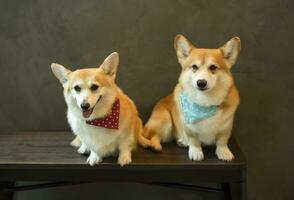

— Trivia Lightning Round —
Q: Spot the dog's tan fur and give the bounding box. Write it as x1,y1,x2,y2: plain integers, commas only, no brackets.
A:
143,35,240,161
52,52,149,166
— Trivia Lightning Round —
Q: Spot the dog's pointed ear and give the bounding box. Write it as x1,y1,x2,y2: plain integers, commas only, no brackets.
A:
174,34,195,64
51,63,71,85
220,37,241,67
101,52,119,79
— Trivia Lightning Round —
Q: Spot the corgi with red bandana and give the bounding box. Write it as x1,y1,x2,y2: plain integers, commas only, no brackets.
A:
143,35,241,161
51,52,150,166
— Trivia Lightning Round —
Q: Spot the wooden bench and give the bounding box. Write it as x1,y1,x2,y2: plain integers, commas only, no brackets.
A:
0,131,246,200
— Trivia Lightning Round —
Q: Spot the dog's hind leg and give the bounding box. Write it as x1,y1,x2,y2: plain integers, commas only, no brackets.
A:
70,136,82,147
143,107,173,152
150,135,163,152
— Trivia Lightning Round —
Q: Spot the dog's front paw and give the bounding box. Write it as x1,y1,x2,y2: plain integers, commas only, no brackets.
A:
188,146,204,161
86,154,102,166
216,146,234,161
118,153,132,167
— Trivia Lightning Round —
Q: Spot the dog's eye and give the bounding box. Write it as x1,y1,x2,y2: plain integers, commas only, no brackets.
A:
90,84,99,91
209,65,218,71
74,85,81,92
191,64,198,71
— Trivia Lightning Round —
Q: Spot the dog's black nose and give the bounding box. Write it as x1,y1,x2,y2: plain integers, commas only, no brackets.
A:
197,79,207,89
81,102,90,111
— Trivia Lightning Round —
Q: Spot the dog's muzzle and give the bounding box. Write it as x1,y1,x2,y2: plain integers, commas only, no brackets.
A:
197,79,208,91
80,96,102,118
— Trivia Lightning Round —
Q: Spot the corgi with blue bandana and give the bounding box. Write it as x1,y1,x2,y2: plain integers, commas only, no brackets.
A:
51,52,150,166
143,35,240,161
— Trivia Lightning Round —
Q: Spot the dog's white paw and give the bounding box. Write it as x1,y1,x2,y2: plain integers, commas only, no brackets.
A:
188,146,204,161
86,154,102,166
216,146,234,161
77,144,89,154
118,153,132,167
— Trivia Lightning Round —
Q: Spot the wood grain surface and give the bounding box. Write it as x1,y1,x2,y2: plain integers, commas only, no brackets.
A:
0,132,246,182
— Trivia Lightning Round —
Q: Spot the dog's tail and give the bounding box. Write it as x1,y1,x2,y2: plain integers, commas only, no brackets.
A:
136,118,152,148
137,131,152,148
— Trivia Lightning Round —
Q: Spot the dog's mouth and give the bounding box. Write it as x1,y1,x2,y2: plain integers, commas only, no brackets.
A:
82,95,102,118
82,108,93,118
198,87,208,91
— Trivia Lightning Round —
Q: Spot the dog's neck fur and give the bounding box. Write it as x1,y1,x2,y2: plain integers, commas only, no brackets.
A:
178,67,234,107
179,80,233,108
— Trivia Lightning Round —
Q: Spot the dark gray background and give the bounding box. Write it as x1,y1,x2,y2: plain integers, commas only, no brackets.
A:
0,0,293,199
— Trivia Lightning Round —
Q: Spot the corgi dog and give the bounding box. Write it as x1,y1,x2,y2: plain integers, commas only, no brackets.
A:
143,35,241,161
51,52,150,166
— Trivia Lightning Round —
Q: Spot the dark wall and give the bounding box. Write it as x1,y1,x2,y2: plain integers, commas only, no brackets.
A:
0,0,293,199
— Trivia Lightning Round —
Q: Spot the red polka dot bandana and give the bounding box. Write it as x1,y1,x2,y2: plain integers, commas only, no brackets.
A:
86,99,120,129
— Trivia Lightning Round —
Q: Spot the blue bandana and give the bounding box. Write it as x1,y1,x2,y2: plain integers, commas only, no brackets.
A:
179,90,217,124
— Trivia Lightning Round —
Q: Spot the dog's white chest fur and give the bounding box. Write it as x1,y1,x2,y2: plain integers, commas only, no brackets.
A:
184,108,232,145
67,108,119,156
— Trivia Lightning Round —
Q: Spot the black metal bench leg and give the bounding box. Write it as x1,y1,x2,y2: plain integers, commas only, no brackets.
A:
0,182,14,200
225,181,246,200
221,183,232,200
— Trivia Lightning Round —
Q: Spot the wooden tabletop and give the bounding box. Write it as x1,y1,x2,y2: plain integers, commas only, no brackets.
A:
0,132,246,182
